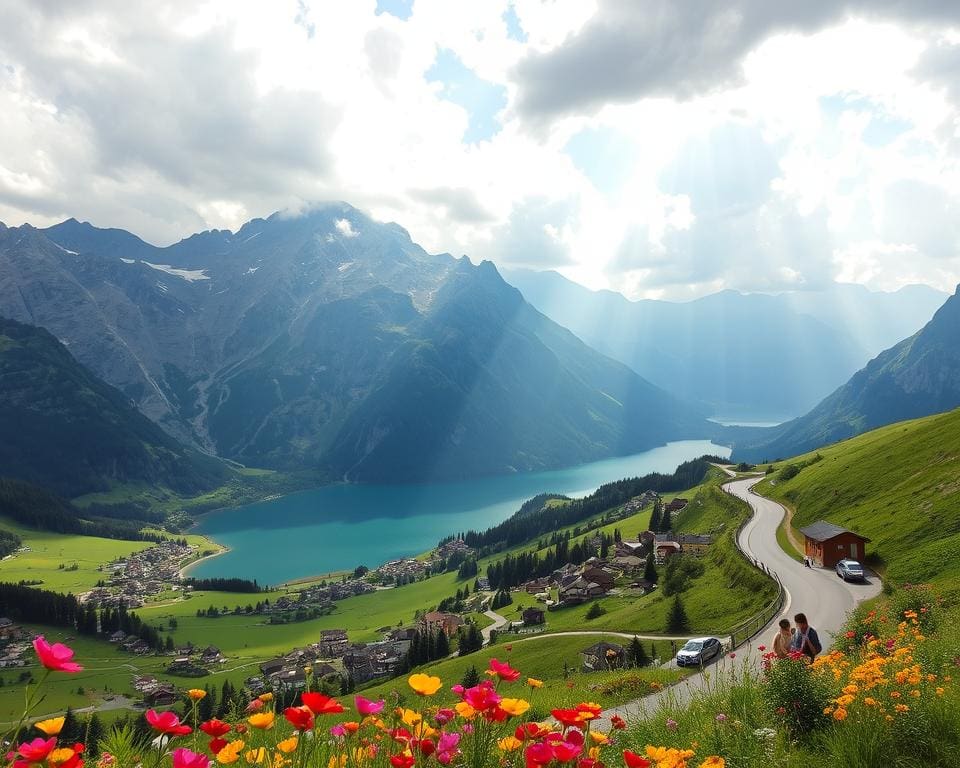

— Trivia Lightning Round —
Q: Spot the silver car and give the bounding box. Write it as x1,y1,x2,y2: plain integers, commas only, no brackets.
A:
675,636,722,667
835,558,865,582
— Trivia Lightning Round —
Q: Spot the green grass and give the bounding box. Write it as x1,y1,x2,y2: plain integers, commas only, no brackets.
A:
0,518,222,594
756,407,960,595
353,633,683,715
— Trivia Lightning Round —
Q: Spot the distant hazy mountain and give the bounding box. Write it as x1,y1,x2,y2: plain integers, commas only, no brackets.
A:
0,207,712,483
502,269,947,422
730,285,960,462
0,316,226,497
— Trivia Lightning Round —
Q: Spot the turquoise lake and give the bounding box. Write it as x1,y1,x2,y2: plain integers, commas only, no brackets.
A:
189,440,729,585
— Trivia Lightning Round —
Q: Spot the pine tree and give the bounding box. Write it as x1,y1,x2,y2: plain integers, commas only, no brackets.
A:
644,553,658,583
666,594,690,633
649,501,662,533
628,636,650,668
461,665,480,688
86,713,105,757
436,629,450,658
661,508,672,532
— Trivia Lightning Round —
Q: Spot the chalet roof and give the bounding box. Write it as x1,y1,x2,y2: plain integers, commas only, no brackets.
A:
581,641,624,656
799,520,871,543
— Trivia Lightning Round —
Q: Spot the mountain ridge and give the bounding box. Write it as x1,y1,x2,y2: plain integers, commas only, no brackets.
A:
0,204,714,484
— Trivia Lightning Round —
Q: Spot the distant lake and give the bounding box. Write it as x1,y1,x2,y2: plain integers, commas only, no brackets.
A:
189,440,729,585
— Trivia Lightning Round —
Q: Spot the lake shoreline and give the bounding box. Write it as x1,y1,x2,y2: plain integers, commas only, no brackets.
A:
187,440,731,585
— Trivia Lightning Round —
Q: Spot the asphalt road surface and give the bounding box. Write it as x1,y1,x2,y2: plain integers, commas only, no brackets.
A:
601,475,881,725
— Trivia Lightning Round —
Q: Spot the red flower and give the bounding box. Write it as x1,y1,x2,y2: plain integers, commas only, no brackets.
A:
757,645,766,651
208,738,228,755
575,703,602,718
551,709,588,728
525,742,555,768
284,706,315,731
553,741,583,763
390,754,415,768
33,636,83,673
623,750,652,768
17,737,57,762
199,719,231,738
515,723,552,741
845,631,856,639
487,658,522,682
301,692,345,715
729,652,736,659
418,739,436,757
610,715,627,730
145,709,192,735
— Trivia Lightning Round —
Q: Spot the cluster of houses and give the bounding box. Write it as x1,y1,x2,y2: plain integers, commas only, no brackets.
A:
295,578,376,607
373,558,430,584
0,618,30,668
133,675,178,706
80,539,195,609
249,625,423,693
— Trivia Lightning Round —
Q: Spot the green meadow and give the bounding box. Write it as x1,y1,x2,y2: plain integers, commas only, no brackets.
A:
757,407,960,595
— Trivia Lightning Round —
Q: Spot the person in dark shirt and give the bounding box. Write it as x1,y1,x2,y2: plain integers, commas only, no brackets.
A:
790,612,822,659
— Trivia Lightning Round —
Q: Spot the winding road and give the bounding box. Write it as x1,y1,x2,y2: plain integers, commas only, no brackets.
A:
601,475,881,725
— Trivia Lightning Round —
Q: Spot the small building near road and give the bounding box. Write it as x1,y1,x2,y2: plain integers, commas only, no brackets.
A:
799,520,870,568
581,641,625,672
522,607,545,626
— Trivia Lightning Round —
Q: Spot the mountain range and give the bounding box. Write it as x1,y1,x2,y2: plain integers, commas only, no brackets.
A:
728,284,960,461
0,206,711,487
503,269,947,422
0,316,226,497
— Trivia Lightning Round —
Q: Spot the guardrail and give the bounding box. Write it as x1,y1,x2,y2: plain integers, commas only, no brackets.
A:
720,475,787,649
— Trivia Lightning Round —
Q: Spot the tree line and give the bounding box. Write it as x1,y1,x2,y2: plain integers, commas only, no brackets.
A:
184,576,265,593
0,477,168,542
457,457,720,554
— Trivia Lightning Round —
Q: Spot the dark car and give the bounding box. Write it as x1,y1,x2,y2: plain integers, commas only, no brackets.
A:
835,558,865,582
675,636,722,667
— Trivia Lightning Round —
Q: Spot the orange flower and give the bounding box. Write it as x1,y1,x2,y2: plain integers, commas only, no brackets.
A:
246,712,274,730
407,674,442,696
276,737,298,754
527,677,544,688
34,717,65,736
498,698,530,717
187,689,207,701
216,740,245,764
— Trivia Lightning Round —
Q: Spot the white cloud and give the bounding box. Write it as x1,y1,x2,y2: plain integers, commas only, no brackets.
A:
0,0,958,299
334,218,359,238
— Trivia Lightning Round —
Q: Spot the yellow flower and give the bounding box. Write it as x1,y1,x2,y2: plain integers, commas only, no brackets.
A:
454,701,476,719
699,758,726,768
277,737,298,754
864,697,878,706
936,687,945,696
188,688,207,701
588,731,610,745
400,708,423,727
499,698,531,717
328,756,347,768
895,703,910,713
248,712,275,729
245,747,267,764
217,740,246,765
34,716,65,735
527,677,544,688
407,673,442,696
498,736,523,752
258,692,274,702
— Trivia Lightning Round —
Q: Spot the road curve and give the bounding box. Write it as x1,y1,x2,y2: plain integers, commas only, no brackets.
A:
601,475,881,726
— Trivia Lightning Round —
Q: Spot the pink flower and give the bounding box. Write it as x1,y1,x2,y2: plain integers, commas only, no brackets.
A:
487,658,521,682
450,685,465,697
245,698,264,713
32,636,83,673
463,682,502,712
330,724,347,738
434,708,456,725
17,737,57,762
355,695,384,716
436,732,461,765
172,748,210,768
666,718,678,731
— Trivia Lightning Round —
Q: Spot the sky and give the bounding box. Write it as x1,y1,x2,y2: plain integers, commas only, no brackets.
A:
1,0,960,300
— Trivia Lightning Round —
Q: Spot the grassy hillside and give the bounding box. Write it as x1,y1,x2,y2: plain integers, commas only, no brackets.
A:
758,407,960,594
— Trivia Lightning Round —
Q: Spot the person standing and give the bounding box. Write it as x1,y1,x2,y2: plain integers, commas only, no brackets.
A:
772,618,793,658
790,612,822,660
